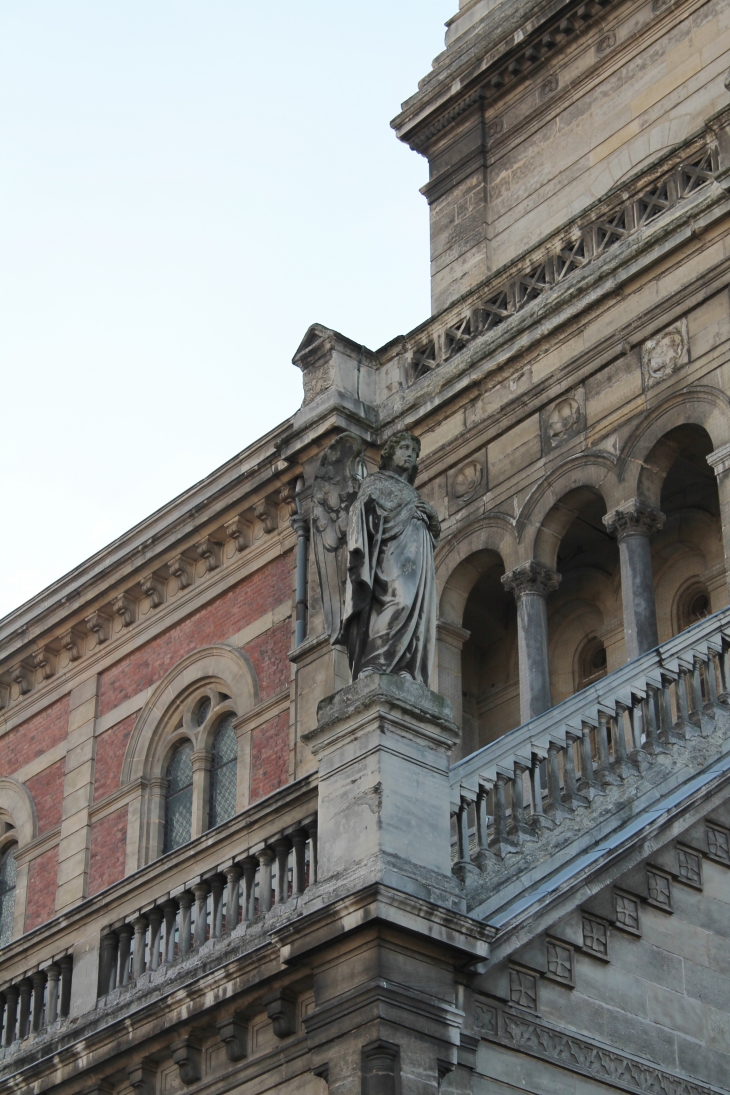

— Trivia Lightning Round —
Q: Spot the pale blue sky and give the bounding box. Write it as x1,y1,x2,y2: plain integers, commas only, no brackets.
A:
0,0,454,618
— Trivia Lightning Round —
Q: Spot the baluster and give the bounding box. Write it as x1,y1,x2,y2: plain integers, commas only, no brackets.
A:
508,763,537,842
561,733,588,808
242,857,257,922
455,797,471,868
704,654,720,710
131,916,148,980
100,932,118,996
0,994,5,1046
258,850,274,914
718,641,730,701
529,753,552,832
161,899,178,964
292,831,307,896
489,774,514,856
578,725,600,798
59,956,73,1020
612,704,632,777
274,839,291,905
117,924,133,987
17,979,32,1039
675,667,694,735
596,711,622,784
31,971,46,1034
3,986,17,1045
193,883,210,948
474,785,491,869
225,866,242,929
207,876,223,939
178,892,194,957
643,686,667,755
690,658,704,729
45,964,60,1025
307,822,318,885
148,908,163,971
656,675,678,744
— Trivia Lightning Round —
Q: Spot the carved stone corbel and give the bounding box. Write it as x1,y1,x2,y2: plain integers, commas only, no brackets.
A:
33,647,57,681
168,555,192,590
125,1061,157,1095
85,610,111,646
254,500,277,535
170,1035,202,1084
11,664,32,696
61,627,86,662
111,593,135,628
140,572,166,608
279,483,298,517
196,536,221,572
264,990,297,1038
216,1013,248,1061
224,515,251,553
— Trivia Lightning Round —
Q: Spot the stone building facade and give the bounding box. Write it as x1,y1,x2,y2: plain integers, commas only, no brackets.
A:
1,0,730,1092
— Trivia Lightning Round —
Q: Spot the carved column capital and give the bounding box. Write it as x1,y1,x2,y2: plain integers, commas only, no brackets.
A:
501,561,561,599
603,499,665,540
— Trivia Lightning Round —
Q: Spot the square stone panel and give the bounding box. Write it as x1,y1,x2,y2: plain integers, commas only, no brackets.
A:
540,386,586,453
640,317,689,390
447,449,488,514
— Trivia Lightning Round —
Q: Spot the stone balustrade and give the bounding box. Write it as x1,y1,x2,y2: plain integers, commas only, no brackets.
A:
98,820,316,999
450,608,730,874
0,954,72,1050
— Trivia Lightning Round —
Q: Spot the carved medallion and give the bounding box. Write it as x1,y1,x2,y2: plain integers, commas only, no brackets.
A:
447,451,488,513
541,388,585,451
640,318,689,388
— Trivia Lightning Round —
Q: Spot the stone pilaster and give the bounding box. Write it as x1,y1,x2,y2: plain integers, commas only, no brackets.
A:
603,499,664,660
55,675,99,911
436,620,471,755
501,561,561,723
707,444,730,603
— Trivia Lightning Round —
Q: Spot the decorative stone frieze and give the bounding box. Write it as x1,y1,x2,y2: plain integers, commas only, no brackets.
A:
11,664,32,696
501,561,561,599
614,890,640,934
646,868,672,910
603,499,665,540
61,626,85,662
32,647,56,681
706,822,730,863
581,914,609,958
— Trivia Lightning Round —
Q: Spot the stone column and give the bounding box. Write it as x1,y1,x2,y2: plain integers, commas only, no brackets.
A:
501,561,561,723
707,444,730,602
603,499,664,660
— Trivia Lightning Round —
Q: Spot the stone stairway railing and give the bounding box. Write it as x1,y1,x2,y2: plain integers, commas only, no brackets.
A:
450,608,730,874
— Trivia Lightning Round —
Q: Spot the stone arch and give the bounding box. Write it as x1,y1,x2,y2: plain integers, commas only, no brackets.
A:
0,778,38,943
122,644,259,871
517,452,619,567
436,513,518,626
617,386,730,503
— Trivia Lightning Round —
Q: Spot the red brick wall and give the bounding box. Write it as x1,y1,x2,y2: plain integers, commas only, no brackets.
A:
25,759,65,835
99,553,293,716
25,846,59,932
0,695,69,776
88,808,128,895
244,619,292,701
94,715,136,803
251,711,289,802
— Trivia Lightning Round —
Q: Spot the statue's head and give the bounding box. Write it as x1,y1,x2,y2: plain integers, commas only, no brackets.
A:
380,431,421,485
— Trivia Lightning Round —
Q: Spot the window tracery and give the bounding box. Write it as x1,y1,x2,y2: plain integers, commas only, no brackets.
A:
164,742,194,853
0,843,17,947
209,715,238,830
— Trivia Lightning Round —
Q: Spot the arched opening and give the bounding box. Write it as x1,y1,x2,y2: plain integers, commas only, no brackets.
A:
649,424,726,640
459,552,519,749
547,488,621,703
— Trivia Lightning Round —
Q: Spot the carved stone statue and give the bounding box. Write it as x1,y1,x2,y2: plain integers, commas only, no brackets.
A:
312,431,441,685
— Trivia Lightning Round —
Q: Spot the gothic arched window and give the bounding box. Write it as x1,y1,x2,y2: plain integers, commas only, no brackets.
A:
208,715,238,829
0,845,17,947
164,742,194,853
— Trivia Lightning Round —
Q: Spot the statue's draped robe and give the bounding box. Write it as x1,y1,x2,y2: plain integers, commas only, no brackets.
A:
342,471,438,683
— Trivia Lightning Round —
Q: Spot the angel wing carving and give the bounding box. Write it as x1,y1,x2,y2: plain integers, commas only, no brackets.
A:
311,432,366,645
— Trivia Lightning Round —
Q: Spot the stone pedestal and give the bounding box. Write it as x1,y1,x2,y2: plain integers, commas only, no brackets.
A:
272,675,490,1094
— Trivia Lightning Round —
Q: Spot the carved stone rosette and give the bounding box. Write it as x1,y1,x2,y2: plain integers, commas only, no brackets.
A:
501,561,561,599
603,498,665,541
